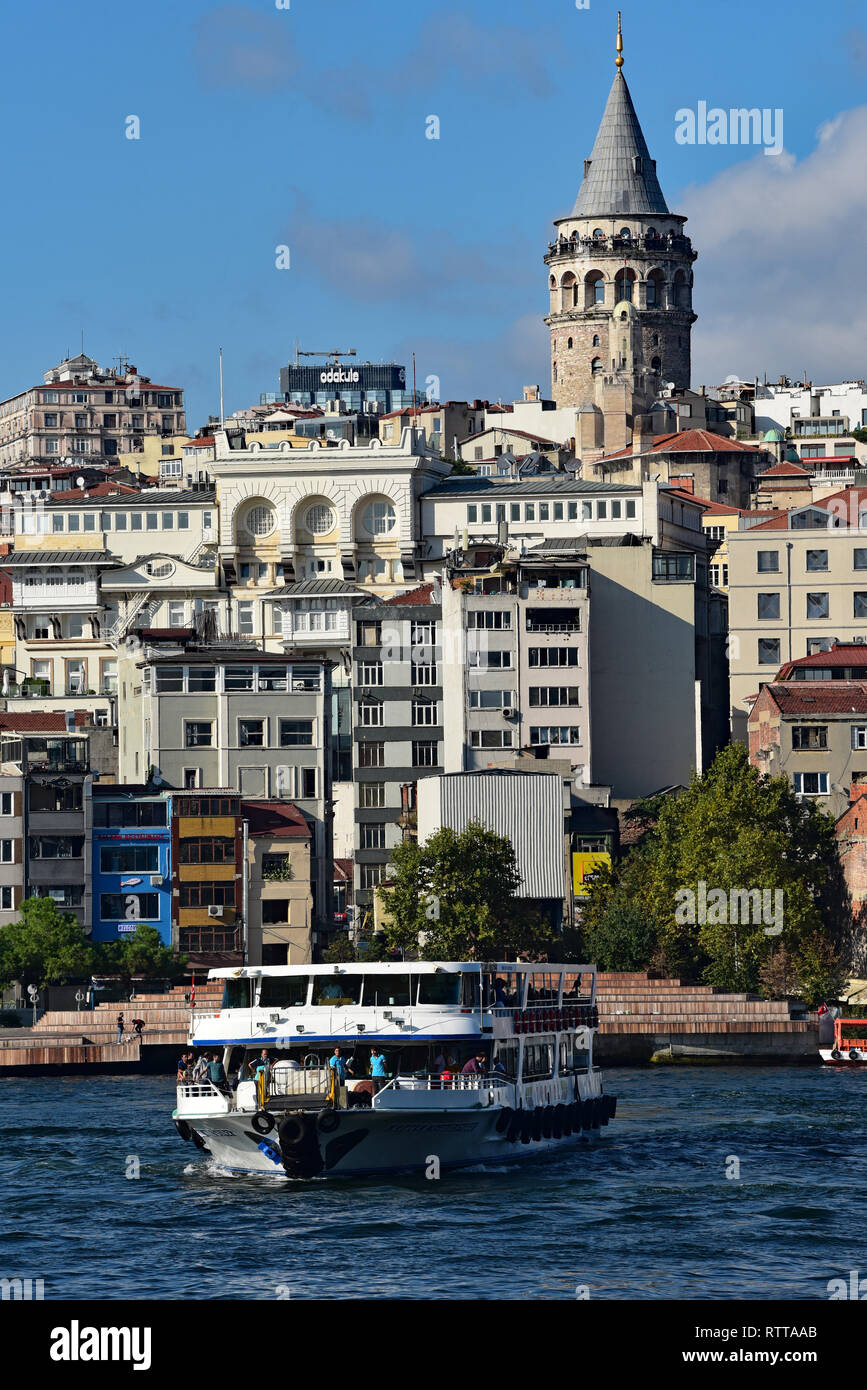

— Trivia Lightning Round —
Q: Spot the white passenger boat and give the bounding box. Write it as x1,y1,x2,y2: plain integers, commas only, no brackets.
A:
173,961,616,1177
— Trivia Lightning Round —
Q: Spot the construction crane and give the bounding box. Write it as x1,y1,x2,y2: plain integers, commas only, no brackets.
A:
294,346,357,366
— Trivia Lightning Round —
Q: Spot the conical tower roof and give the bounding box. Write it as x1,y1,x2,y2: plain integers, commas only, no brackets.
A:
572,71,670,218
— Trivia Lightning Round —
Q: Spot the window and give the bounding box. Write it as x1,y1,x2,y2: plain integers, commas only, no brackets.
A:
66,660,86,695
468,689,513,709
553,502,564,522
179,838,235,864
411,621,435,646
789,722,832,754
757,551,780,573
539,504,549,522
852,727,867,750
237,601,254,636
167,601,186,627
0,886,13,910
529,648,579,668
362,500,395,534
29,836,83,859
100,846,159,874
411,661,437,686
413,739,438,767
467,610,510,630
306,503,335,534
360,864,387,891
529,686,580,707
807,593,829,620
757,593,780,620
652,553,694,581
854,549,867,570
467,505,478,524
358,742,385,767
412,698,438,725
358,660,384,685
0,793,12,816
529,727,582,745
238,718,265,747
597,500,607,519
510,504,520,522
0,840,14,862
185,721,214,748
188,666,216,693
100,892,159,921
92,800,167,828
524,504,535,521
359,700,384,727
793,771,829,797
179,883,235,908
245,504,276,536
361,822,386,849
470,730,513,748
758,638,781,665
855,594,867,619
468,649,512,670
146,513,158,530
360,782,386,808
806,549,828,572
155,666,183,693
279,719,314,747
710,564,728,588
357,621,382,647
225,666,255,692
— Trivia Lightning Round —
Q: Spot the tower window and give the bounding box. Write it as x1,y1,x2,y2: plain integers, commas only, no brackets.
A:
592,334,600,347
652,334,659,346
567,337,573,349
591,357,602,374
651,356,661,373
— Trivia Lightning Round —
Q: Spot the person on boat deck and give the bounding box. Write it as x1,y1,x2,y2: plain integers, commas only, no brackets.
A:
208,1053,227,1089
176,1053,189,1082
369,1047,387,1091
461,1052,487,1076
192,1053,209,1081
493,978,510,1008
328,1046,349,1083
433,1049,447,1073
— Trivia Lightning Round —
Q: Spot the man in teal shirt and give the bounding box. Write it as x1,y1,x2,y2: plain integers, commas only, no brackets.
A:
370,1047,387,1092
328,1046,347,1083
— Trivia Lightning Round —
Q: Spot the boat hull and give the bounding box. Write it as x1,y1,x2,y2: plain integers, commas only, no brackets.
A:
174,1101,613,1177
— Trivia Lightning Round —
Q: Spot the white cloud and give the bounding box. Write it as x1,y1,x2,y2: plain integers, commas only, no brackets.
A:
682,104,867,385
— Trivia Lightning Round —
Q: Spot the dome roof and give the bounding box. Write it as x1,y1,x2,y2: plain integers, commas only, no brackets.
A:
763,428,784,442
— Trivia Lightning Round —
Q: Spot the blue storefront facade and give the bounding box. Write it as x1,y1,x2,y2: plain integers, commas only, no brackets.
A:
89,787,172,944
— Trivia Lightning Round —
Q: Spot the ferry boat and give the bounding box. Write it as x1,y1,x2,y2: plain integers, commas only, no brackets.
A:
172,961,616,1177
820,1015,867,1065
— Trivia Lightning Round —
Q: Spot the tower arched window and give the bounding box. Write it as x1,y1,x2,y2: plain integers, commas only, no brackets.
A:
619,227,631,240
584,270,604,310
591,357,602,374
651,356,662,373
567,337,573,349
592,228,605,241
592,334,600,347
553,361,558,383
652,333,659,346
615,269,634,303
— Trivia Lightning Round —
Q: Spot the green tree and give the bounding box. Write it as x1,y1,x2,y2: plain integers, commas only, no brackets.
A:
0,896,94,990
380,821,549,960
580,744,852,995
117,924,180,981
321,932,355,964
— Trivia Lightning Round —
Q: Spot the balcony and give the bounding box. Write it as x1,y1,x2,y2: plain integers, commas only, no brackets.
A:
525,608,581,633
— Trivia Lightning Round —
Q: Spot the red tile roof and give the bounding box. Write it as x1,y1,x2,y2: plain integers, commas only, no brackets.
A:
747,487,867,530
333,858,354,881
458,426,562,448
664,487,743,515
47,481,140,502
756,681,867,717
601,429,763,462
185,437,215,448
759,461,811,477
243,800,310,839
384,582,436,606
776,643,867,678
0,711,89,731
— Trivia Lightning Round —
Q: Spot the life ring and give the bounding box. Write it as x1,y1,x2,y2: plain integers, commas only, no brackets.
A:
174,1118,192,1143
318,1110,341,1134
496,1106,513,1135
251,1109,275,1135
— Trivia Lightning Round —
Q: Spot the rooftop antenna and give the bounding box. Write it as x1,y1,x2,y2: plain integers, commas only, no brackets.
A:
615,11,624,69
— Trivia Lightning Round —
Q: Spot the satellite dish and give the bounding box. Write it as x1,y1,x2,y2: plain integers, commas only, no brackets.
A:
76,475,86,489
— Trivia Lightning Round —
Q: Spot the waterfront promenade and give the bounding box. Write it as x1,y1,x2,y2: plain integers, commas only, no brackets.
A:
0,973,817,1071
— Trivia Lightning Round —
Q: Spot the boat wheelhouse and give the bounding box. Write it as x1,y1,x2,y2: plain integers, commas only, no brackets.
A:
173,961,616,1177
820,1016,867,1065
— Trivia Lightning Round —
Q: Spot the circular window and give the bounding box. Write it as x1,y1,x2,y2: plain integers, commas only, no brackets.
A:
245,504,275,537
150,560,174,578
362,500,396,535
305,503,335,535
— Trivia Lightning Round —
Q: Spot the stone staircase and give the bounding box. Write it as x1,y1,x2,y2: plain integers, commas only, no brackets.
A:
0,982,223,1071
595,972,816,1062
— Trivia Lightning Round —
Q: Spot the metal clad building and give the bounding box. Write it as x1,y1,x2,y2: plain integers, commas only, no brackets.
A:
416,772,565,899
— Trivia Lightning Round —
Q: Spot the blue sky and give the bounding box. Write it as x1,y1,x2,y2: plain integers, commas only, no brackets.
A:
1,0,865,426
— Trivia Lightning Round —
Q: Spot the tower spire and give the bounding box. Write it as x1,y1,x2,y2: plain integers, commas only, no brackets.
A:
616,12,623,70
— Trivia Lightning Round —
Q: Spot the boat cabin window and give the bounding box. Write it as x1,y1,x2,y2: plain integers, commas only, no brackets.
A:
364,975,412,1007
259,975,309,1008
488,971,520,1008
523,1042,554,1079
313,974,363,1006
563,971,590,1000
526,972,559,1006
461,972,480,1009
417,971,461,1006
494,1042,518,1077
221,978,251,1009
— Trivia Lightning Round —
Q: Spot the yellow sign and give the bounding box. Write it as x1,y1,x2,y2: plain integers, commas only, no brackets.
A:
572,851,610,898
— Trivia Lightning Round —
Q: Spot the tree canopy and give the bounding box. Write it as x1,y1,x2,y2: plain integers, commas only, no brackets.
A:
579,744,852,1004
0,900,183,992
378,820,550,960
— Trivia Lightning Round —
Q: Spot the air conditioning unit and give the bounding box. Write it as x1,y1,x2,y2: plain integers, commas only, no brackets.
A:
207,905,223,918
150,874,163,886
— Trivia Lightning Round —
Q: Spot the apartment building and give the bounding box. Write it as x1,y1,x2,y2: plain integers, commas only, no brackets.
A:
244,800,314,965
352,583,443,915
748,680,867,820
378,402,487,459
727,489,867,735
168,789,245,963
441,544,591,778
0,758,24,925
0,355,185,468
117,641,333,934
86,784,172,945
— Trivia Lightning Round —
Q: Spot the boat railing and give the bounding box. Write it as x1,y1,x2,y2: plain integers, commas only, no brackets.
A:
176,1081,231,1115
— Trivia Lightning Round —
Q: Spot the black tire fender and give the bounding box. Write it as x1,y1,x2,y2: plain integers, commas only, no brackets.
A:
251,1110,275,1136
174,1118,192,1143
318,1110,341,1134
496,1106,513,1135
